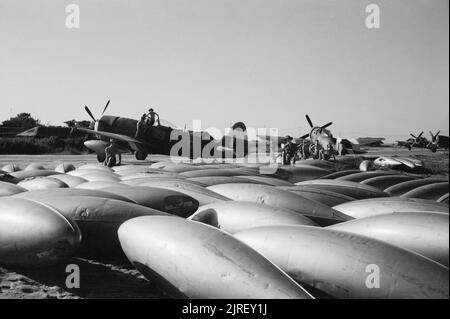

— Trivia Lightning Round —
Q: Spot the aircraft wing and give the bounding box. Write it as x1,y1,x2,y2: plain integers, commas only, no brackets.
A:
257,135,287,146
396,140,408,146
355,137,385,146
76,128,149,152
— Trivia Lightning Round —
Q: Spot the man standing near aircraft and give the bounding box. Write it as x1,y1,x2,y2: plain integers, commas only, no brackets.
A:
281,136,297,165
135,113,147,139
146,108,161,127
298,139,309,160
104,139,121,167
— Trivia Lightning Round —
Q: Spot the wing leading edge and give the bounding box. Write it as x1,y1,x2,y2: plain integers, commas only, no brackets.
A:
77,127,149,152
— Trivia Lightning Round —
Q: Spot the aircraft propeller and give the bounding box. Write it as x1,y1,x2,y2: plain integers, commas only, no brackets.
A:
101,99,110,116
299,133,310,139
306,115,314,128
410,131,424,139
299,115,333,139
84,106,96,122
430,131,440,138
321,122,333,130
430,131,441,142
83,99,111,126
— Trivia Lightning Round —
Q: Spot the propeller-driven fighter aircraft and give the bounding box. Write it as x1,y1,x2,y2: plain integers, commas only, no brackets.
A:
398,131,429,150
298,115,338,159
397,130,449,152
73,100,248,162
427,131,449,152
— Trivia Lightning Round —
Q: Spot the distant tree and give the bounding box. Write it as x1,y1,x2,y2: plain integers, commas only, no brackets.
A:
1,113,40,129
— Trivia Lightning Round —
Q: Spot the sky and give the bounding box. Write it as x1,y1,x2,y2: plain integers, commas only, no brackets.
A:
0,0,448,141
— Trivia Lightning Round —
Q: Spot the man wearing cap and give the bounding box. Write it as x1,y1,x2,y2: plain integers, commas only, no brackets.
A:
146,108,161,127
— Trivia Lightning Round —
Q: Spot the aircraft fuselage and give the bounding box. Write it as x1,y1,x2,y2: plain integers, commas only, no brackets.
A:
86,115,248,160
310,127,337,150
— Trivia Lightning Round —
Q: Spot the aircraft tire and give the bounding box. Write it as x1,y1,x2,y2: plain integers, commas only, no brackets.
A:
135,151,148,161
106,156,116,167
97,154,106,162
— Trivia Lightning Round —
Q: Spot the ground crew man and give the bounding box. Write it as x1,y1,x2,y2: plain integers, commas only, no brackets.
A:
297,140,309,160
281,136,297,165
146,108,161,127
104,139,121,167
311,141,321,159
318,146,325,160
135,113,147,139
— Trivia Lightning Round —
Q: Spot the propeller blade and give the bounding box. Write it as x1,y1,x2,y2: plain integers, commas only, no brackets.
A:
101,99,110,115
436,131,440,137
321,122,333,129
430,131,439,141
418,131,424,138
300,133,310,139
305,115,313,128
84,106,97,122
410,134,416,138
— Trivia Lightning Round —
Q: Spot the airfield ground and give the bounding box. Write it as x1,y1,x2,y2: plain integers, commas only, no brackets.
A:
1,146,448,176
0,146,448,298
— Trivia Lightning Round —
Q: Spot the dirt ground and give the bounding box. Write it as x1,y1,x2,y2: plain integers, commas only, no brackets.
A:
0,146,448,299
0,254,167,299
1,146,448,174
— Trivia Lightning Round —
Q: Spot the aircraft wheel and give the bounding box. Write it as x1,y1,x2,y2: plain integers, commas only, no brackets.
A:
97,153,106,162
135,151,148,161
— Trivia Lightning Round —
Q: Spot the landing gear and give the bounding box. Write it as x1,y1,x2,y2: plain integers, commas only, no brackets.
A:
97,153,106,162
135,151,148,161
105,156,116,167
